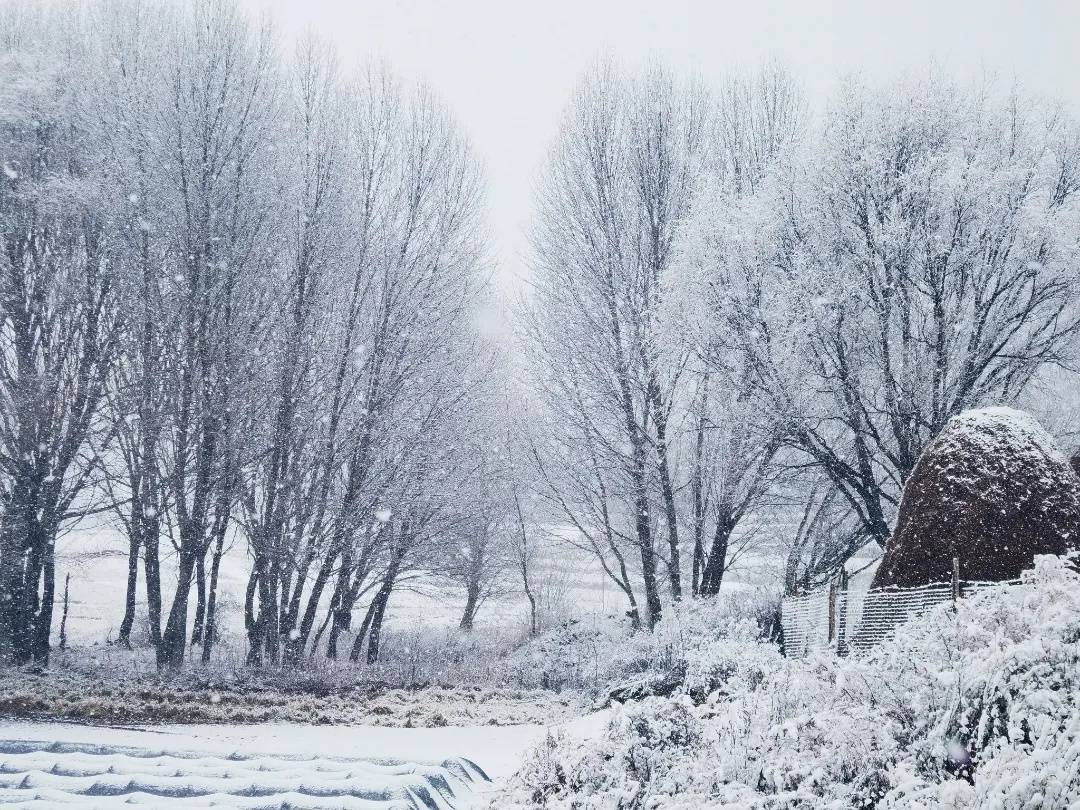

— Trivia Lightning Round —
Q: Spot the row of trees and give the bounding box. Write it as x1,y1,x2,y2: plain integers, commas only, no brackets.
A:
0,0,530,669
526,63,1080,628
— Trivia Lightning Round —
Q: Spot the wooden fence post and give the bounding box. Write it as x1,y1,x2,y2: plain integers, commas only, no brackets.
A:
59,573,70,651
827,576,838,645
836,569,849,656
951,556,960,604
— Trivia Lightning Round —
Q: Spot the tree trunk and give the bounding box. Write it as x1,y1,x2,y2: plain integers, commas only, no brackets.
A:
511,489,538,636
27,522,55,669
30,526,55,665
699,512,733,597
190,550,206,645
691,539,705,597
59,573,70,651
284,549,337,666
690,379,708,597
349,549,402,663
260,555,282,666
309,589,338,660
0,519,23,664
660,467,681,601
459,582,480,631
143,527,162,648
201,527,225,664
4,503,42,665
7,549,30,664
365,588,392,665
631,450,661,628
325,600,350,660
526,591,539,636
649,381,681,601
345,597,379,663
244,565,263,664
244,569,258,634
324,556,356,661
117,529,140,647
638,535,661,629
157,550,197,670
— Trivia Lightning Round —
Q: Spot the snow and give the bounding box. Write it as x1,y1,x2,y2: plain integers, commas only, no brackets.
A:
51,523,623,648
496,555,1080,808
0,721,537,808
938,406,1069,465
51,520,778,654
0,711,613,808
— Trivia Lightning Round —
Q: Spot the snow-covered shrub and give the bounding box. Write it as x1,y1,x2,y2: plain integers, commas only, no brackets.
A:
503,588,782,695
497,555,1080,808
503,613,639,691
878,554,1080,808
360,620,525,686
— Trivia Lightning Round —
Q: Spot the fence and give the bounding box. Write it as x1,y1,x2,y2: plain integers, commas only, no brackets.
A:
781,559,1014,657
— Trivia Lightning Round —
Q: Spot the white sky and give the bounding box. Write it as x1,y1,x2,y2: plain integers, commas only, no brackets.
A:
241,0,1080,292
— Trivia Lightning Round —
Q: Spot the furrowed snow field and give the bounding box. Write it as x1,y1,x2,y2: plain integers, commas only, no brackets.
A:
0,714,611,808
0,739,482,809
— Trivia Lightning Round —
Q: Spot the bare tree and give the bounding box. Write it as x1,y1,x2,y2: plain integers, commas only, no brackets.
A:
502,404,541,635
527,365,645,626
782,477,868,594
0,18,121,665
346,365,494,662
527,63,711,627
145,0,278,669
683,73,1080,557
0,0,499,671
681,368,787,596
441,454,513,631
265,69,488,666
89,1,174,651
666,66,805,596
239,35,346,667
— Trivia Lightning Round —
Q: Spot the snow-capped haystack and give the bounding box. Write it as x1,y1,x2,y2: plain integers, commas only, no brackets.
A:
872,407,1080,589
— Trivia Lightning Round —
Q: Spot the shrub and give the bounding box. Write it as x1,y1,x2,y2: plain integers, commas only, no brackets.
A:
496,556,1080,809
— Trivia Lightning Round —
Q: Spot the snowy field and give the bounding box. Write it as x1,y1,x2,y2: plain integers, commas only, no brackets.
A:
53,523,622,648
0,715,608,808
53,521,780,649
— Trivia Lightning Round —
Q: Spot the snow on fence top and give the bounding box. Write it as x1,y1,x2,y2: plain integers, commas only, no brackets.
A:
781,571,1018,657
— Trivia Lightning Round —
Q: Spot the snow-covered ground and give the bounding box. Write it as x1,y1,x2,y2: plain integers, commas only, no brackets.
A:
30,521,778,807
0,714,611,808
52,523,622,648
498,556,1080,808
53,521,781,649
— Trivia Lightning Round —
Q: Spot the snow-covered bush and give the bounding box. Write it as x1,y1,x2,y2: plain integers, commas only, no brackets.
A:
503,588,781,695
497,555,1080,808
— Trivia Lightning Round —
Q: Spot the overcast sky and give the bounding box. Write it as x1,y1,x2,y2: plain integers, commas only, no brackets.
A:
241,0,1080,291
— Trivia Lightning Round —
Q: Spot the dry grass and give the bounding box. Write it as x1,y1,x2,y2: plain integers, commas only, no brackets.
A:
0,665,583,727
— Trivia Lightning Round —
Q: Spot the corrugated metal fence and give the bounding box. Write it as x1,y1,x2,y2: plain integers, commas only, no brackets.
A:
782,566,1016,657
